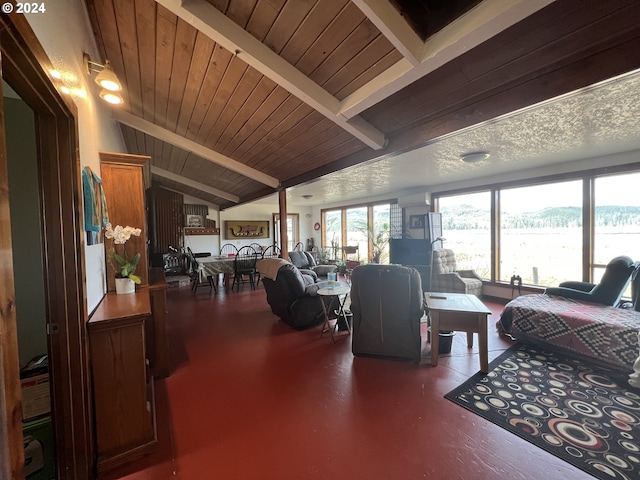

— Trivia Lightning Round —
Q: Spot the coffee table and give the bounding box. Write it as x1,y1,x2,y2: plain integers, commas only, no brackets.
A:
424,293,491,373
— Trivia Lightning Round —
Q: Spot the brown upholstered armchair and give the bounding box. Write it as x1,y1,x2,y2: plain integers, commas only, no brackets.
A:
430,249,483,296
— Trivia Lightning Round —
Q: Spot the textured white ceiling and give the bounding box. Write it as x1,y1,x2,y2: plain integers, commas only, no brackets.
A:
282,68,640,206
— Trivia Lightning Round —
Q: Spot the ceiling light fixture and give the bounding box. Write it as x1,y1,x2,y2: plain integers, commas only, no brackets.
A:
83,53,123,104
460,151,490,163
302,194,314,199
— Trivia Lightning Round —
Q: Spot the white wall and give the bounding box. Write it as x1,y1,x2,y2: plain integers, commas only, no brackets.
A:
27,2,127,312
182,194,221,255
220,201,313,252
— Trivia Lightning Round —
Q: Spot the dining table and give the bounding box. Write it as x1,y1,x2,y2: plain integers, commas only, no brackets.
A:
196,256,236,292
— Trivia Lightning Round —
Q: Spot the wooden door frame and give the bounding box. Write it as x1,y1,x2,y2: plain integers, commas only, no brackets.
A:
0,13,93,479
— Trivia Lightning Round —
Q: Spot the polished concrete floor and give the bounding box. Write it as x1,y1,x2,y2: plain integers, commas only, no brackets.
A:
105,282,593,480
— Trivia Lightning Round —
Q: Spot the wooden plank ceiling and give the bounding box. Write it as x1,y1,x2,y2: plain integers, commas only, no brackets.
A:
85,0,640,209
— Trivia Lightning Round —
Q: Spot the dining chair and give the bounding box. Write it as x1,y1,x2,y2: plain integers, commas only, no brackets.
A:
342,245,359,261
232,246,258,291
249,243,263,254
220,243,238,257
261,244,281,259
187,251,216,294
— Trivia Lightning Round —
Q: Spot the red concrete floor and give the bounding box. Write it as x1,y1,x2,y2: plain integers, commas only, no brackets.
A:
104,283,593,480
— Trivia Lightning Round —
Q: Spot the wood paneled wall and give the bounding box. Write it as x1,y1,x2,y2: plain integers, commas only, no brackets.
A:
147,185,184,255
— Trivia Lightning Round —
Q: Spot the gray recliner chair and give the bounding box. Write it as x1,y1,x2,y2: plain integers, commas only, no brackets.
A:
288,250,337,278
350,264,425,363
258,259,328,329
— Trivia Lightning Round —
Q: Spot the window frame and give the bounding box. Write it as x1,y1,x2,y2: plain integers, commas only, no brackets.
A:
321,200,393,263
432,162,640,287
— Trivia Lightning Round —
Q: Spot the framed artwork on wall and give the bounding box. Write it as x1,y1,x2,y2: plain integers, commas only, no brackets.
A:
409,215,424,229
225,220,269,239
186,214,203,227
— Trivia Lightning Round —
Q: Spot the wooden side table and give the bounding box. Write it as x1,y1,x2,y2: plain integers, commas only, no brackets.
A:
425,293,492,373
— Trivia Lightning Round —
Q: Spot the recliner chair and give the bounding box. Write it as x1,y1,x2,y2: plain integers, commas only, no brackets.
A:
258,259,328,329
350,264,425,363
288,250,337,278
545,256,639,306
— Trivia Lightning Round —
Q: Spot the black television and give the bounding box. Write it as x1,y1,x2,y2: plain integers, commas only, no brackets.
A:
389,238,431,266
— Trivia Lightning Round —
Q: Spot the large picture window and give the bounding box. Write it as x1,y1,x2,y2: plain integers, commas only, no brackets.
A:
500,181,583,286
593,172,640,291
438,192,491,278
433,165,640,292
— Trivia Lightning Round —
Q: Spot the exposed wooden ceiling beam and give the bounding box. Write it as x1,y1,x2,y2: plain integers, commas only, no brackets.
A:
112,109,280,188
151,166,240,203
351,0,424,66
155,0,386,150
342,0,555,118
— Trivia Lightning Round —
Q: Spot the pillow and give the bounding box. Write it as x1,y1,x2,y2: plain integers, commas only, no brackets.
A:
304,251,317,268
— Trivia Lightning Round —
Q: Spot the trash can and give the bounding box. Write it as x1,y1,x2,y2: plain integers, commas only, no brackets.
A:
438,331,455,353
428,327,455,353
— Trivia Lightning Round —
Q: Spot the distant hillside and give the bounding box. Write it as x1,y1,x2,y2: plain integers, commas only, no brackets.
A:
440,205,640,229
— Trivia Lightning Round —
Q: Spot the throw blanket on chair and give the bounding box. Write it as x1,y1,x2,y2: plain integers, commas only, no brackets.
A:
257,258,290,280
499,293,640,375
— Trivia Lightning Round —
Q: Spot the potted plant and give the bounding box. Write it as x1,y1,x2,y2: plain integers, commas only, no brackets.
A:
354,221,390,263
105,223,142,294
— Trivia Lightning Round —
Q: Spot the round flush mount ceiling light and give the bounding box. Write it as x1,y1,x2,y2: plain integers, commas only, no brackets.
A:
460,151,490,163
301,194,314,199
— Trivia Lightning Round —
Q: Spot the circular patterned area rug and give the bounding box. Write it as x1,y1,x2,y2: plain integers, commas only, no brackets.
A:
445,343,640,480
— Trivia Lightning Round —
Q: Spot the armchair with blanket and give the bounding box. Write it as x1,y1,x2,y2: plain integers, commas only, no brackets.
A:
257,258,328,329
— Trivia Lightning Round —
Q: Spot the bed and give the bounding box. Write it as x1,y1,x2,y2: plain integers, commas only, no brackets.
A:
498,293,640,377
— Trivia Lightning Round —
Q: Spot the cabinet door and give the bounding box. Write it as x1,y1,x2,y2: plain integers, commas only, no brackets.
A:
91,321,153,457
101,157,149,290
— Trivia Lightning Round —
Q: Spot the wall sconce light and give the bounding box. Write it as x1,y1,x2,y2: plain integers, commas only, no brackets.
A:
83,53,123,105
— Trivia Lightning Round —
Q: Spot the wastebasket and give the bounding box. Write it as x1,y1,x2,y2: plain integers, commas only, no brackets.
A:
428,327,455,353
438,331,455,353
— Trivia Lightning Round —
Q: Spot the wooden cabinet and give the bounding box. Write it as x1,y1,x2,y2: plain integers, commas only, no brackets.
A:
100,152,150,291
88,289,157,473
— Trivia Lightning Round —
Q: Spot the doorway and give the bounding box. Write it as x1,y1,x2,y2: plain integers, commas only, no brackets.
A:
273,213,300,252
0,14,93,479
4,83,55,477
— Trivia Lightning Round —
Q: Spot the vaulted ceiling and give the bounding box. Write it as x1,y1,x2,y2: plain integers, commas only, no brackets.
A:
85,0,640,209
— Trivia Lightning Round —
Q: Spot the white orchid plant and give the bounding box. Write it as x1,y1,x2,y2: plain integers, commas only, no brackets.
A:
105,223,142,284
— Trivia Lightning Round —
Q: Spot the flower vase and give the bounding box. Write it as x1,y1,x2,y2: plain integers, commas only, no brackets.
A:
115,277,135,295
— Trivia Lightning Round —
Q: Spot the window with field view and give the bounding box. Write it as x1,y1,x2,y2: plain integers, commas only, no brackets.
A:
593,172,640,296
500,181,583,286
438,192,491,279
